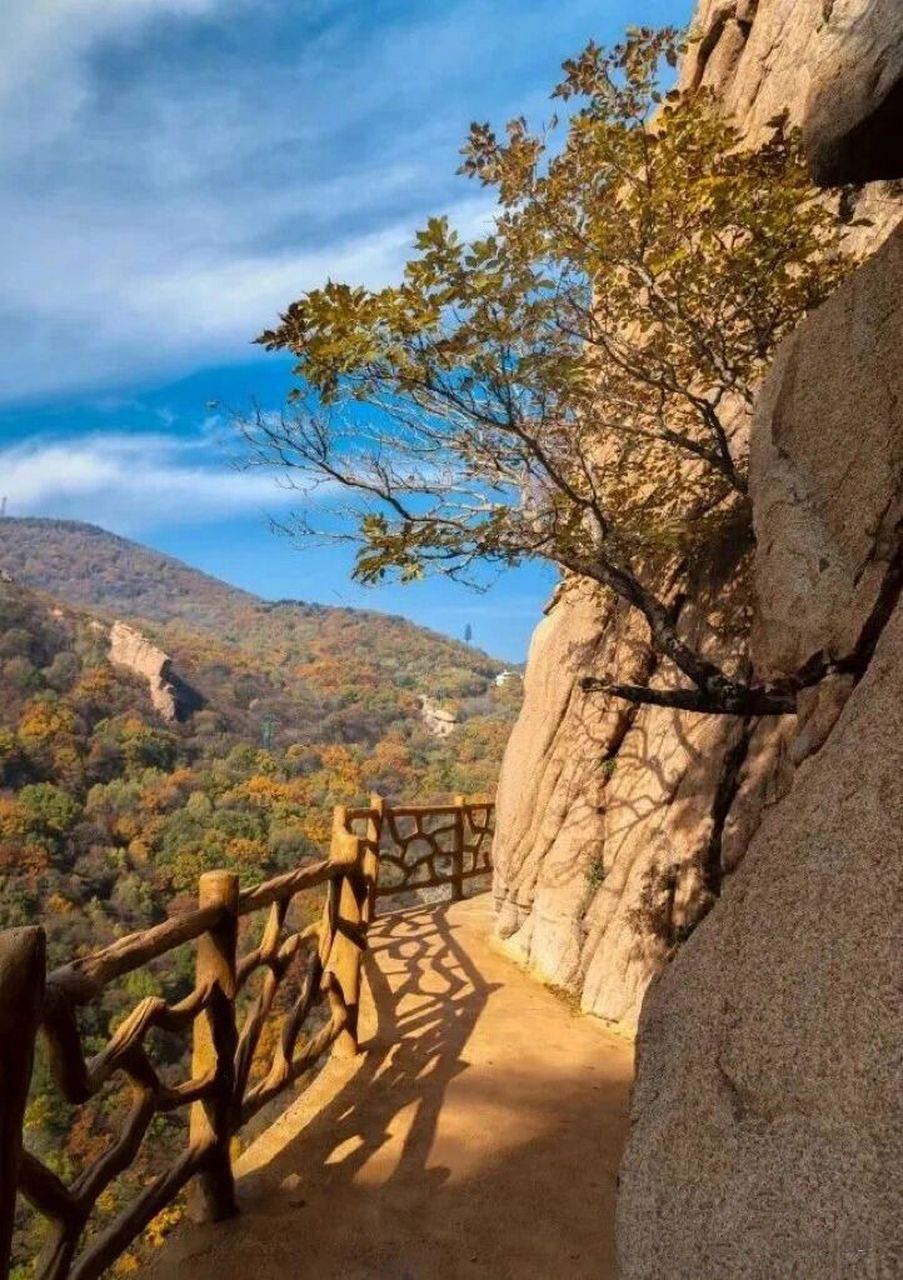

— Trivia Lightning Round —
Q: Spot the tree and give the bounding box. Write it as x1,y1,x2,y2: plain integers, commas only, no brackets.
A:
246,27,854,715
19,782,81,849
464,623,473,645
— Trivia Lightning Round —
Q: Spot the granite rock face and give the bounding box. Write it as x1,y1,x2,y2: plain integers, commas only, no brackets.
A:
492,575,748,1031
109,621,183,722
804,0,903,184
618,620,903,1277
418,695,457,738
617,220,903,1280
616,6,903,1272
492,588,656,1020
491,0,903,1036
750,225,903,677
685,0,902,157
682,0,827,138
683,0,903,244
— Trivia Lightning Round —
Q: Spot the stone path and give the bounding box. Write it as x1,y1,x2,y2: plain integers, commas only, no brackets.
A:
149,895,633,1280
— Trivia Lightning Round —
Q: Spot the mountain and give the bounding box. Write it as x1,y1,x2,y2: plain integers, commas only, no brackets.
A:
0,558,516,953
0,517,512,752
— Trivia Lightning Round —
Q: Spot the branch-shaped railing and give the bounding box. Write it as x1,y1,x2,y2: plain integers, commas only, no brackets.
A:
343,793,494,903
0,794,493,1280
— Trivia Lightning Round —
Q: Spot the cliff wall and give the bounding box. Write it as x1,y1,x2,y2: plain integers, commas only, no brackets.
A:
109,621,184,722
611,2,903,1274
618,206,903,1280
685,0,903,189
491,0,903,1034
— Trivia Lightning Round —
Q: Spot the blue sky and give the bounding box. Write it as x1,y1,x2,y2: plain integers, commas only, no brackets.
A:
0,0,690,661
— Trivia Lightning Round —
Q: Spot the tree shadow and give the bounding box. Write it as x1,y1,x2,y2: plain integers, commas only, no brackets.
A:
492,597,750,1000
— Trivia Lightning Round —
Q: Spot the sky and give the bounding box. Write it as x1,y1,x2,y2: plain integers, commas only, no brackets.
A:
0,0,690,662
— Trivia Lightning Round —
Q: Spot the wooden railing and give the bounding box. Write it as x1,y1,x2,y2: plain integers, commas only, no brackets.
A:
0,795,494,1280
344,793,494,903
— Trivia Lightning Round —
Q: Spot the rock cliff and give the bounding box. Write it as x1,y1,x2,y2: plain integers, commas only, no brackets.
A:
108,621,186,722
618,209,903,1280
492,577,749,1026
491,0,903,1035
611,2,903,1275
418,695,458,738
683,0,903,243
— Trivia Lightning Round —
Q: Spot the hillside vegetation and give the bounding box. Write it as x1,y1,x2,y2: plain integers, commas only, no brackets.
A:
0,517,510,744
0,520,517,941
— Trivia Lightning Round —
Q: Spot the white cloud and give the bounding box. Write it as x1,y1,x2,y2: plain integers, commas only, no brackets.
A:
0,430,299,534
0,0,219,117
0,196,494,401
0,0,633,404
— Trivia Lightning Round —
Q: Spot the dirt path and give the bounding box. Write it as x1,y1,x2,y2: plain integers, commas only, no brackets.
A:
149,895,633,1280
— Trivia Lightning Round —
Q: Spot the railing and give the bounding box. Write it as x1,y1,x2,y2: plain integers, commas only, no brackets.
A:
343,793,494,903
0,794,494,1280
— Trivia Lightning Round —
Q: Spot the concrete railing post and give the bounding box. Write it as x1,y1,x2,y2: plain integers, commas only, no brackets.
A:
325,810,365,1060
451,795,466,902
363,792,384,925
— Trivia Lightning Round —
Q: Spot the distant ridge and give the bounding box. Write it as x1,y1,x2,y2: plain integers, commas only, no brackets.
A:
0,516,506,749
0,516,495,654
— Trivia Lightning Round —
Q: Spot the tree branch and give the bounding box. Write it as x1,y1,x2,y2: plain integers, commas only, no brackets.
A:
579,678,796,716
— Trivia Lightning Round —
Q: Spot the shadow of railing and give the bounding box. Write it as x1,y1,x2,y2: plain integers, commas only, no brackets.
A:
237,901,501,1204
146,895,633,1280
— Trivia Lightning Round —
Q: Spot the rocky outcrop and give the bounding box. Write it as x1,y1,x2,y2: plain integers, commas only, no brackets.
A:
618,220,903,1279
493,581,752,1028
682,0,822,136
491,0,903,1035
418,695,457,738
803,0,903,184
488,0,903,1268
683,0,903,243
684,0,902,163
109,621,186,722
750,231,903,678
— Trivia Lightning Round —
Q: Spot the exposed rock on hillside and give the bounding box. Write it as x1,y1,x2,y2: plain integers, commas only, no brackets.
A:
683,0,903,241
109,621,187,722
0,517,510,763
618,219,903,1279
419,696,457,738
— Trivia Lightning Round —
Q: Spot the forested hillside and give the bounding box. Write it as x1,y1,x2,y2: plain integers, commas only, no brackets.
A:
0,522,517,950
0,517,515,758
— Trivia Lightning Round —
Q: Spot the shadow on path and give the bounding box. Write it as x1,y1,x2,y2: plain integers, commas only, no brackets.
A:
149,896,633,1280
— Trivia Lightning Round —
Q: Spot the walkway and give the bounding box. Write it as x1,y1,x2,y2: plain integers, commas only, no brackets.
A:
149,895,634,1280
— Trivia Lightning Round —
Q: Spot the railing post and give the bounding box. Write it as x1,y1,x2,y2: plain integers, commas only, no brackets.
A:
189,871,239,1223
0,926,45,1280
332,871,365,1059
451,795,466,902
363,792,384,925
325,811,366,1060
